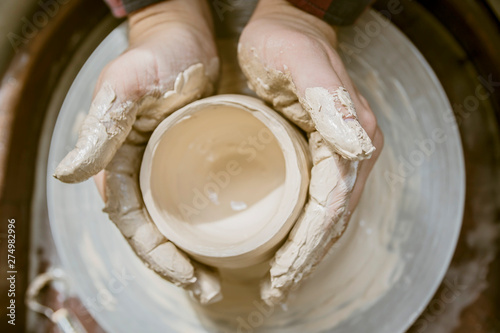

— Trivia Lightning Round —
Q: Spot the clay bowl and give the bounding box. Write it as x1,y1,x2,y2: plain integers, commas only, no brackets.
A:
140,94,310,268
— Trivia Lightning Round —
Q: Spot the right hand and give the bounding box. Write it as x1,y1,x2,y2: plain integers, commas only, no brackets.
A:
237,0,383,305
54,0,222,304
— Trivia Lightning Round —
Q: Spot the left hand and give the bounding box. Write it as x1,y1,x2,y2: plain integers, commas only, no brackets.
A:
238,0,384,305
54,0,222,304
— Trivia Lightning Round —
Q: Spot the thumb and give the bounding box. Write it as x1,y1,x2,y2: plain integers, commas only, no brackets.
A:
54,81,138,183
290,56,375,160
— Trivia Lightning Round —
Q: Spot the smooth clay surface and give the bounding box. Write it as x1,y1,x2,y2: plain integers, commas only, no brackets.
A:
141,95,311,268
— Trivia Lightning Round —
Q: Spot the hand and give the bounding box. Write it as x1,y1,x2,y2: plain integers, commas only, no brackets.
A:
54,0,222,304
238,0,384,305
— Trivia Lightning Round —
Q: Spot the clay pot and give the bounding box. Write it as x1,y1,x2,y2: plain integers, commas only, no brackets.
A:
140,94,310,268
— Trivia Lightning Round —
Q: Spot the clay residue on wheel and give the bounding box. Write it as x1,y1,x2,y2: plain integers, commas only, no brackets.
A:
54,63,216,184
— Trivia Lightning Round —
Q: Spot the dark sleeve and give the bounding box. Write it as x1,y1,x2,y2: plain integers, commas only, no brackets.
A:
104,0,164,17
104,0,370,23
286,0,372,25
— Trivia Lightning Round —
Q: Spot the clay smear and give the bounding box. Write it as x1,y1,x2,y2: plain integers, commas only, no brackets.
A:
54,63,215,183
262,132,358,305
56,63,223,304
238,46,375,161
304,87,375,160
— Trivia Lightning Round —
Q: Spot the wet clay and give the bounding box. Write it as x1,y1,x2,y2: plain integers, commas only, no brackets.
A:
54,62,216,183
95,63,222,305
140,95,311,269
237,46,375,160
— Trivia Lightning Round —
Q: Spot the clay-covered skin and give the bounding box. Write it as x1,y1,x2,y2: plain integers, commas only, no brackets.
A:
140,97,311,269
54,0,382,306
237,47,374,161
261,132,358,305
104,139,221,304
304,87,375,160
238,0,383,305
54,0,223,304
54,64,216,182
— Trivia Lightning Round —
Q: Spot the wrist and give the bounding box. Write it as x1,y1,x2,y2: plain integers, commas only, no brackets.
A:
251,0,337,44
128,0,214,41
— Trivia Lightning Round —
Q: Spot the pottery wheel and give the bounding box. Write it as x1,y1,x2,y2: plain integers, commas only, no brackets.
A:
46,10,465,333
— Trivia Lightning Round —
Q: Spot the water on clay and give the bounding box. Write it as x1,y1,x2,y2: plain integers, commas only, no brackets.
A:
44,10,464,333
150,106,286,245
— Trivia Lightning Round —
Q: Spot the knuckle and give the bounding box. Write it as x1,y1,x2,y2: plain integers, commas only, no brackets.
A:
100,52,151,99
266,28,324,55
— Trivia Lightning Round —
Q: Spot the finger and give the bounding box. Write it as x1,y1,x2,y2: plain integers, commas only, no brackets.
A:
187,263,223,304
287,50,375,160
54,60,214,184
53,77,138,183
330,56,379,142
348,126,384,212
91,132,148,202
131,63,215,134
261,132,358,305
237,46,316,132
104,143,222,303
54,49,159,183
93,171,107,202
